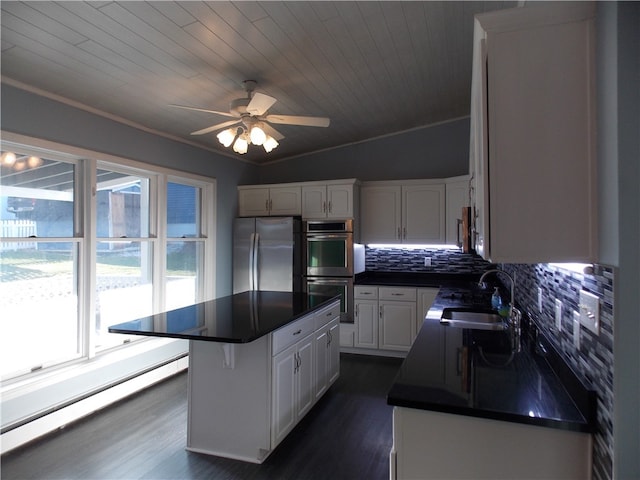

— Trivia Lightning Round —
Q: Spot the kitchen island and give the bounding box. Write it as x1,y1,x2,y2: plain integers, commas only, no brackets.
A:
385,282,596,479
110,291,341,464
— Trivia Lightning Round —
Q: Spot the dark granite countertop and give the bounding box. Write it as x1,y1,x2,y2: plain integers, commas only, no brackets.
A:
109,291,339,343
385,277,597,434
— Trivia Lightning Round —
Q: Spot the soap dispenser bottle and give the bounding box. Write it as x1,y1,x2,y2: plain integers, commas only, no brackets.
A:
491,287,502,311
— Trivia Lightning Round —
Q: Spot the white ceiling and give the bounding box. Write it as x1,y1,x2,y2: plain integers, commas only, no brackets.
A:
1,1,516,165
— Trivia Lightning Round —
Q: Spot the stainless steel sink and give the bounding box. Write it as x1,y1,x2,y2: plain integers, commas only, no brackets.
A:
440,308,506,331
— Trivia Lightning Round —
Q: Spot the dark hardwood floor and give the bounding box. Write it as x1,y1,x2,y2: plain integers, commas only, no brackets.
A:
2,353,403,480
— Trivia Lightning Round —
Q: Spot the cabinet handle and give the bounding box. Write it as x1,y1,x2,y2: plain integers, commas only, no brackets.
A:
379,306,383,319
327,330,332,347
269,199,273,211
266,199,269,211
397,227,401,239
391,293,404,296
328,201,332,213
403,227,407,239
355,304,359,317
323,201,327,213
293,329,302,336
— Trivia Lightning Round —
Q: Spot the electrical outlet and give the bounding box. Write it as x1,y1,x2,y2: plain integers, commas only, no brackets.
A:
537,287,543,313
424,257,431,267
579,290,600,335
555,299,563,332
573,310,581,349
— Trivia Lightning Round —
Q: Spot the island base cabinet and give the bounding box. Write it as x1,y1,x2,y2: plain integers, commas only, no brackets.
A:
186,299,340,465
391,407,592,480
187,337,272,464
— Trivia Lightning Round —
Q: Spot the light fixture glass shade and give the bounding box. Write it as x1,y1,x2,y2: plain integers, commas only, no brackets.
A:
233,136,248,154
217,128,236,147
27,156,42,168
250,125,267,146
1,151,17,166
263,136,279,153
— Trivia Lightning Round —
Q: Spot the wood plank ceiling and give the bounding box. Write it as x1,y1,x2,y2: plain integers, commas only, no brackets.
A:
1,1,516,165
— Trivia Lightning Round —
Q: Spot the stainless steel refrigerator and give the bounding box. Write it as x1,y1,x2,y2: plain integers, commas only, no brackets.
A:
233,216,302,294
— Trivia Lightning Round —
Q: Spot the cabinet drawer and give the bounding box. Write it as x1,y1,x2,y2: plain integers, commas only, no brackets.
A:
355,286,378,299
379,287,416,302
314,301,341,330
272,315,315,356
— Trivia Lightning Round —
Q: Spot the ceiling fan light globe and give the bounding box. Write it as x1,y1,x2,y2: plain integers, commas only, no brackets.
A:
217,128,236,147
233,136,248,154
2,151,17,166
263,136,279,153
250,125,266,146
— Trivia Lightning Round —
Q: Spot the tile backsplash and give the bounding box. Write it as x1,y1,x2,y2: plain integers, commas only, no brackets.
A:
364,246,492,274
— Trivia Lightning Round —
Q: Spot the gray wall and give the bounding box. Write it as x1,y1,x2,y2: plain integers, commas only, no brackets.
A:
257,117,470,184
1,83,259,297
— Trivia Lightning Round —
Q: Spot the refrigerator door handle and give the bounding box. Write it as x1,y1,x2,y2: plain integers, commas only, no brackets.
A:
252,232,260,290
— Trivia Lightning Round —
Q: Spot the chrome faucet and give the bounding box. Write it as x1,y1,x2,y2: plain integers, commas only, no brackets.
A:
478,269,521,352
478,269,516,312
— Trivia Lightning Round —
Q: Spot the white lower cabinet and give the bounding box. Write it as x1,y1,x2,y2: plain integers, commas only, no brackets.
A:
272,333,314,446
379,300,416,352
354,286,421,353
187,299,340,464
314,317,340,400
391,407,592,480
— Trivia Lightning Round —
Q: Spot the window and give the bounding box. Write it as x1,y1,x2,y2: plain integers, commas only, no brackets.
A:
0,142,215,381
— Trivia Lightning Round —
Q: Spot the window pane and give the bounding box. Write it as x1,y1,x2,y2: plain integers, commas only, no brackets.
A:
0,243,79,378
96,169,149,238
95,241,152,351
166,240,203,310
167,182,200,237
1,153,74,237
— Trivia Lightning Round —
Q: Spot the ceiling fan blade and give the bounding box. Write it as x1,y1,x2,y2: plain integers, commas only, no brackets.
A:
265,114,330,127
247,92,277,116
191,119,240,136
262,123,285,141
170,104,236,118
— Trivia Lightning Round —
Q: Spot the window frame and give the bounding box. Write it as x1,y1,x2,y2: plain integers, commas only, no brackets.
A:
0,133,216,383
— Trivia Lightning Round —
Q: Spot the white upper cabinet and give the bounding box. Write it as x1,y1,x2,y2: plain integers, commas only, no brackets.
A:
238,186,301,217
445,177,471,246
301,181,358,219
360,185,401,243
361,181,445,244
470,3,597,263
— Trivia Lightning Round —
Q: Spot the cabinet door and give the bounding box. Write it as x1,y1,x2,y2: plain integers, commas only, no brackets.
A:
354,299,378,348
314,326,329,400
402,185,445,244
361,186,401,244
301,185,327,218
271,344,297,446
445,180,470,246
270,187,301,216
327,319,340,385
379,301,416,352
238,188,270,217
327,184,353,218
296,334,315,419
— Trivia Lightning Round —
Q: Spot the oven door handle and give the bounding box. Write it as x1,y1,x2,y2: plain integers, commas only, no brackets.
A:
305,233,350,240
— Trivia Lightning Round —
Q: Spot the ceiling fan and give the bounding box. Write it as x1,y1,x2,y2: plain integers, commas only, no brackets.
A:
170,80,330,154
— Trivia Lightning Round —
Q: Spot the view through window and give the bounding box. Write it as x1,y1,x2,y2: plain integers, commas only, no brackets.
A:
0,144,214,380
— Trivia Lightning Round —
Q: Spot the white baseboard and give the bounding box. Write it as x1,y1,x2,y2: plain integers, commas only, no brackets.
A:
1,356,188,455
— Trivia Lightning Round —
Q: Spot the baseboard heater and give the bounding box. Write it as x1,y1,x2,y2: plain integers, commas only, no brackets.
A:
1,355,188,455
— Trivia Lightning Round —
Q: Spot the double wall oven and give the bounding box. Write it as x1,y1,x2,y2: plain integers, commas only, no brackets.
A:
303,219,361,323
